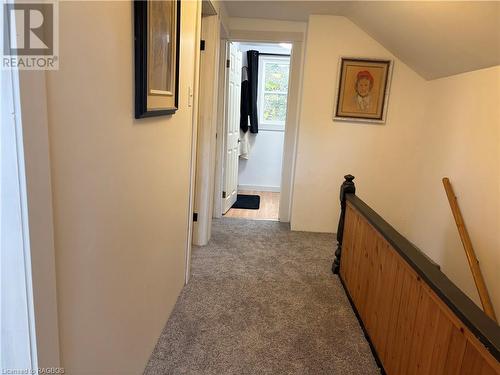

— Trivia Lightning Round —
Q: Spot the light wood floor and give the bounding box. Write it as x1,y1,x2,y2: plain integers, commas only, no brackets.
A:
224,190,280,220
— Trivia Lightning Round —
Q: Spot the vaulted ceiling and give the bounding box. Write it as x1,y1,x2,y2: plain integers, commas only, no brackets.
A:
224,1,500,80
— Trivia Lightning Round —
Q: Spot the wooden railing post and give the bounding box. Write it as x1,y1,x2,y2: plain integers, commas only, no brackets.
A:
333,174,356,274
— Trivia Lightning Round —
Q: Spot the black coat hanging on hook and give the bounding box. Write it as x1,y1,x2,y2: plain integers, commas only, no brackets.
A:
240,50,259,133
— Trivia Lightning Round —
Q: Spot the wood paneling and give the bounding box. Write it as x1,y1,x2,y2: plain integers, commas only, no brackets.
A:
340,202,500,375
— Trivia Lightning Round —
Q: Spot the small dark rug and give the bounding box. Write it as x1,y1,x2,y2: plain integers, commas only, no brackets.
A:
232,194,260,210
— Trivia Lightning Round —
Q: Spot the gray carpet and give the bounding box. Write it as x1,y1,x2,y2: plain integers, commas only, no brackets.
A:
144,218,379,375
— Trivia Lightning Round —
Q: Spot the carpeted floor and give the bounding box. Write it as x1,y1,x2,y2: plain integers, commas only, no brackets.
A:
144,218,379,375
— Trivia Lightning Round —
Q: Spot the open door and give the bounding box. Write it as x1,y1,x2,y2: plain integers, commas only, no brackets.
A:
222,42,242,213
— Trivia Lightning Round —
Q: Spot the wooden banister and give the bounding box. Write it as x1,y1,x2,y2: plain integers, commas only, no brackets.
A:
442,177,497,322
333,175,500,374
332,174,355,274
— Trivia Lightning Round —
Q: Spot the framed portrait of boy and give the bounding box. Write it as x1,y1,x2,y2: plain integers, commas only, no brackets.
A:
333,57,393,124
134,0,181,118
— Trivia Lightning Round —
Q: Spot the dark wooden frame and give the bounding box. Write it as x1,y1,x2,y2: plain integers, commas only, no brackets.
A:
134,0,181,118
333,175,500,364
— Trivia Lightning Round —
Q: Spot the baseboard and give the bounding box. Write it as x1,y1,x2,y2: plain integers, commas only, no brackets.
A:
238,184,280,193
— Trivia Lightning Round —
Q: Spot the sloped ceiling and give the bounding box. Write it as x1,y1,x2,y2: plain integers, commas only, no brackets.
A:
224,1,500,80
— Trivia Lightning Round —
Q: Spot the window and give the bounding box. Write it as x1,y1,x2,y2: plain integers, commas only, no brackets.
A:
258,56,290,130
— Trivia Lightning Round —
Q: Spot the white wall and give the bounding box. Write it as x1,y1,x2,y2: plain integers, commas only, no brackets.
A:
44,1,200,374
291,15,500,315
238,131,285,191
237,43,288,191
292,15,427,234
229,17,307,35
408,66,500,316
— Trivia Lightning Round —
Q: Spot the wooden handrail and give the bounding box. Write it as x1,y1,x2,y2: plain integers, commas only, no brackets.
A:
442,177,497,322
333,175,500,370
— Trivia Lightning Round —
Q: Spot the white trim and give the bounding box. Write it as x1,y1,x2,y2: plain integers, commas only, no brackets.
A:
192,13,222,246
213,39,229,219
14,67,38,373
185,0,202,284
238,184,280,193
279,39,306,223
1,6,41,366
3,55,39,371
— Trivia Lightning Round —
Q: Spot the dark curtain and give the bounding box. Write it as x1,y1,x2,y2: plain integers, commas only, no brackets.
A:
240,50,259,134
240,68,250,133
247,50,259,133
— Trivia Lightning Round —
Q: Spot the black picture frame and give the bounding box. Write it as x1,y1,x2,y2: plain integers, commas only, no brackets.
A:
134,0,181,119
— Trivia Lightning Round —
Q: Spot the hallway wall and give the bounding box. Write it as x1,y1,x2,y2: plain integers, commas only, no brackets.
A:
408,66,500,318
291,15,500,314
292,15,427,234
44,1,200,373
238,131,285,191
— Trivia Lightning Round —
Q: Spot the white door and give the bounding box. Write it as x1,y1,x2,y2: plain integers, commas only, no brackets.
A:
222,43,242,213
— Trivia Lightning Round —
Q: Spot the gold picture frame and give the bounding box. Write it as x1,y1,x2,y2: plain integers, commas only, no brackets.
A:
333,57,393,124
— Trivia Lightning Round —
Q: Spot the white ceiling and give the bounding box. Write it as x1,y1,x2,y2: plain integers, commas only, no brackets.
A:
223,1,500,79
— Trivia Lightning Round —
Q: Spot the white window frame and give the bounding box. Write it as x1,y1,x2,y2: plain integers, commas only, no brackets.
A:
257,55,290,131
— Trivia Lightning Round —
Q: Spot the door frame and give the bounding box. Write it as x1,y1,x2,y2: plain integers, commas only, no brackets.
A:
212,38,229,220
221,41,242,214
192,13,223,247
213,31,306,223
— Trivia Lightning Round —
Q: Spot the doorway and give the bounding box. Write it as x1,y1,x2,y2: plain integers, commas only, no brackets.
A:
192,26,304,246
221,41,292,221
